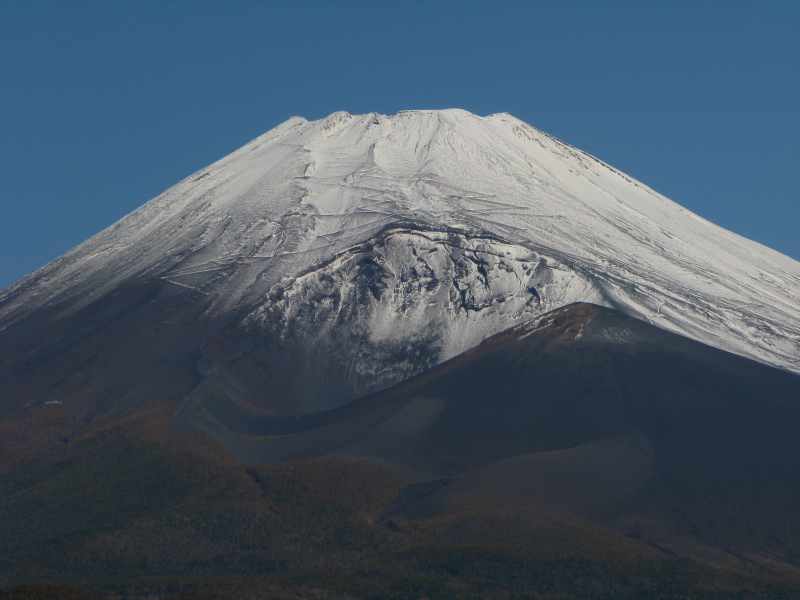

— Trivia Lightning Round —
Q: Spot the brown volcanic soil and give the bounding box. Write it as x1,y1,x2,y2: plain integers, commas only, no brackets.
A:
185,303,800,574
2,304,800,597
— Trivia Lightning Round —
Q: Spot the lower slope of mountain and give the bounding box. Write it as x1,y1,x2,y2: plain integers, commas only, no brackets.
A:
2,304,799,599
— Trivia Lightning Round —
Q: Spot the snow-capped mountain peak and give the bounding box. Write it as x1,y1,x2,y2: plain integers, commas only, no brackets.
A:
1,110,798,418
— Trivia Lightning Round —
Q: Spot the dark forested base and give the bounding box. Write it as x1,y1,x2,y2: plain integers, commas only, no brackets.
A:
1,421,799,600
3,306,800,599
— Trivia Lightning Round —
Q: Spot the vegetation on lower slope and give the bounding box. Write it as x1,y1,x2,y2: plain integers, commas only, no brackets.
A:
0,585,110,600
1,413,799,599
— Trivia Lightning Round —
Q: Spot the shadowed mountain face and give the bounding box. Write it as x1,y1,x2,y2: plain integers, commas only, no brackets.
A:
1,304,800,597
178,303,800,573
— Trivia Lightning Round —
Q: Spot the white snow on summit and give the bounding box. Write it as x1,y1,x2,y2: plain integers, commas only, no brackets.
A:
2,109,799,376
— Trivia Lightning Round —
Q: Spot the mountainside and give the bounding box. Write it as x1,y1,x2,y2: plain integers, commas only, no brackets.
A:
2,110,800,597
176,302,800,575
2,304,799,598
1,110,798,437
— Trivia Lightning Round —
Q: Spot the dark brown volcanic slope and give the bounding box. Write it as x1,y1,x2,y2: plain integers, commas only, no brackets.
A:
179,303,800,573
2,303,800,598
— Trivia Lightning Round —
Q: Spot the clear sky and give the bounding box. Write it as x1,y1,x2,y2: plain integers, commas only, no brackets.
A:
1,0,798,291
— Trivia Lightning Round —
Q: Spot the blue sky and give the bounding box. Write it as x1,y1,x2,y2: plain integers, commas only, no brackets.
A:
1,0,798,290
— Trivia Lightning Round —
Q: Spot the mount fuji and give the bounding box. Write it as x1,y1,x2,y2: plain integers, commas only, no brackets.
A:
1,110,799,596
2,110,798,418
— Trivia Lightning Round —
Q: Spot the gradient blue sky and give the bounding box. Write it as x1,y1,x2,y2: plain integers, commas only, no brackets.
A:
1,0,798,291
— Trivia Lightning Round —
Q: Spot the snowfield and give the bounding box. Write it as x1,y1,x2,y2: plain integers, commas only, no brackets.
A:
2,109,798,383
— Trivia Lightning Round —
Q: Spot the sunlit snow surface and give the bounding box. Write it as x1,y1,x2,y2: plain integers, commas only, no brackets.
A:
1,109,798,375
